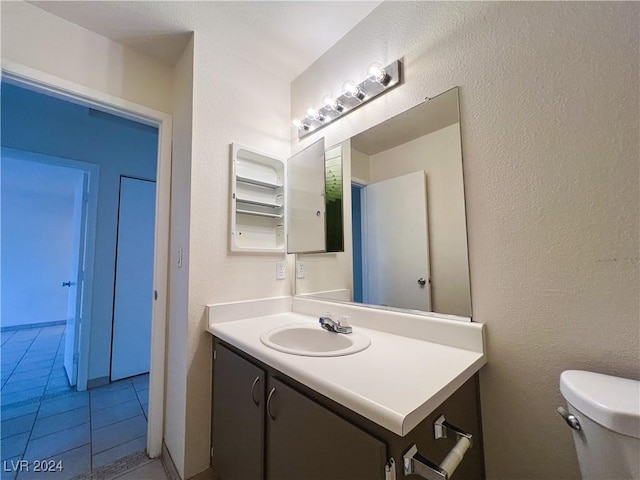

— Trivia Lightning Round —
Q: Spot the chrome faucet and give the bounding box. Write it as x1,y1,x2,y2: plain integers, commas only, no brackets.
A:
319,316,352,334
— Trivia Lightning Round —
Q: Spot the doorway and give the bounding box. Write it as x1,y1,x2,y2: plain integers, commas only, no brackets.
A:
1,150,99,393
1,66,171,464
352,172,433,311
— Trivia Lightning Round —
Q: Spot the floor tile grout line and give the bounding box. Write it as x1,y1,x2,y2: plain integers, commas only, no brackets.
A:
91,398,141,417
1,329,17,346
92,409,142,433
1,325,78,479
90,389,141,415
20,326,70,465
44,331,69,396
1,328,41,389
1,326,63,396
1,327,44,466
132,379,149,422
20,327,50,464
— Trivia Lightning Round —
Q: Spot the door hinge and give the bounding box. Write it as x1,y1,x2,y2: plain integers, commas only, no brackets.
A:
213,350,217,360
210,447,214,458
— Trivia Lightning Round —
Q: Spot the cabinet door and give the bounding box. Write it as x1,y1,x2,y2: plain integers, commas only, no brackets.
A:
287,138,326,253
266,377,387,480
212,345,265,480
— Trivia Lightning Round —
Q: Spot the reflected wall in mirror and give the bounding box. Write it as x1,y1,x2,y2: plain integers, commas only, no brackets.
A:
295,87,472,318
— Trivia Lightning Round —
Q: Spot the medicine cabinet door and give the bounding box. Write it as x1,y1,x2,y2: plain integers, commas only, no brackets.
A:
287,139,326,253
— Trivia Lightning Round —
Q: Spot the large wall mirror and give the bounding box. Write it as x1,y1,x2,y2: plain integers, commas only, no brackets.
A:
295,87,472,318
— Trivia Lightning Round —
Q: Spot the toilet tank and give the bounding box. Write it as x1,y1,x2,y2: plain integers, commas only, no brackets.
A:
560,370,640,480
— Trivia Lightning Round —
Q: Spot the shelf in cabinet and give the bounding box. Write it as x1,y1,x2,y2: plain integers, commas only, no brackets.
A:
236,197,283,209
236,208,283,219
237,176,282,189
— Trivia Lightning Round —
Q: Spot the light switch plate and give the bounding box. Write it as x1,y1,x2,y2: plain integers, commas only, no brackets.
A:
276,261,286,280
296,262,305,279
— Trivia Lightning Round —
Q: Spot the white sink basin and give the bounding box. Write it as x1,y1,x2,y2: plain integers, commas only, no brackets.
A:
260,323,371,357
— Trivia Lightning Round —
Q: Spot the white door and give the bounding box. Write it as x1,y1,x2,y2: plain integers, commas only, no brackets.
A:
64,173,89,385
287,138,326,253
363,171,432,311
111,177,156,381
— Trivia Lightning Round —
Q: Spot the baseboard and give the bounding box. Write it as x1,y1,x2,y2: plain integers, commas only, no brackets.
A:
1,320,66,332
87,376,110,389
162,442,181,480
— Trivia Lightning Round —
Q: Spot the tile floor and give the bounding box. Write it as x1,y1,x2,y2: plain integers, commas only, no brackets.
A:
1,325,155,480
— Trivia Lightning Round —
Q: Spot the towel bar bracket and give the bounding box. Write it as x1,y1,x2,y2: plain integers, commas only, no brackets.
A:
403,445,448,480
402,415,473,480
434,415,473,447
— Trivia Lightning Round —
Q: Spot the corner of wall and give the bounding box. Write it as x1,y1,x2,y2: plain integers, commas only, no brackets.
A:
164,35,195,479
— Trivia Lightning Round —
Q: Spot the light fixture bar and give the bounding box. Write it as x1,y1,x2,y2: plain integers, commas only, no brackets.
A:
293,59,402,139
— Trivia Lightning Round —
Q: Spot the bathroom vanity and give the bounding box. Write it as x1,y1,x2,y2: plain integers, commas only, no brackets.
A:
210,86,485,479
207,296,487,479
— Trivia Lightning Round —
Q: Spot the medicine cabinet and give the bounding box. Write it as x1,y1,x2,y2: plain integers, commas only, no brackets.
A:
230,144,286,253
230,139,344,254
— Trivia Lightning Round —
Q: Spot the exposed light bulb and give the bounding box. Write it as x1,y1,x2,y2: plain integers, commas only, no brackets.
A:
305,106,325,122
322,94,344,112
367,62,390,85
292,118,309,131
342,81,365,101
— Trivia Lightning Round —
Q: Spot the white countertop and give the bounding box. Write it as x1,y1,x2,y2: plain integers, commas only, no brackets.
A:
207,297,486,437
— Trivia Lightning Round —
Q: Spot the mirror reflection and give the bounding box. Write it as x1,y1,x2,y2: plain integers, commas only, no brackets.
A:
295,87,472,317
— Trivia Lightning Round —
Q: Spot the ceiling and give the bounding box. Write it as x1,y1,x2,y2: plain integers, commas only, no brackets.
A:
29,1,382,81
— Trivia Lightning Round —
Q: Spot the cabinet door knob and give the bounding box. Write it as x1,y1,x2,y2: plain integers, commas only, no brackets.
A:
267,387,277,420
250,376,261,405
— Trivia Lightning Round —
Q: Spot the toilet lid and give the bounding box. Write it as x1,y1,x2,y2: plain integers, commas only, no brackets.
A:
560,370,640,439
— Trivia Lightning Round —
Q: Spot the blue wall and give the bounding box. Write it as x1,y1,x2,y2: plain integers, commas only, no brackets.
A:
1,82,158,382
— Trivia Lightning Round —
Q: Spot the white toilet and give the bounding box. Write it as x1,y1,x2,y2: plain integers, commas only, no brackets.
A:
559,370,640,479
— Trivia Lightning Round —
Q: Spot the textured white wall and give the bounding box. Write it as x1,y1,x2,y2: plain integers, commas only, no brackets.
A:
351,148,370,183
292,2,639,479
1,2,173,114
164,36,194,478
182,36,292,478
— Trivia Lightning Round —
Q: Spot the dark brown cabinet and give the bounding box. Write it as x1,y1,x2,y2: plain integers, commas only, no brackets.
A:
266,377,387,480
212,343,266,479
212,340,484,480
212,343,388,480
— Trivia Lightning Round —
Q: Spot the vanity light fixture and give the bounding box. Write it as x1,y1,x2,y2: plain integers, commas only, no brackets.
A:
292,59,402,138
